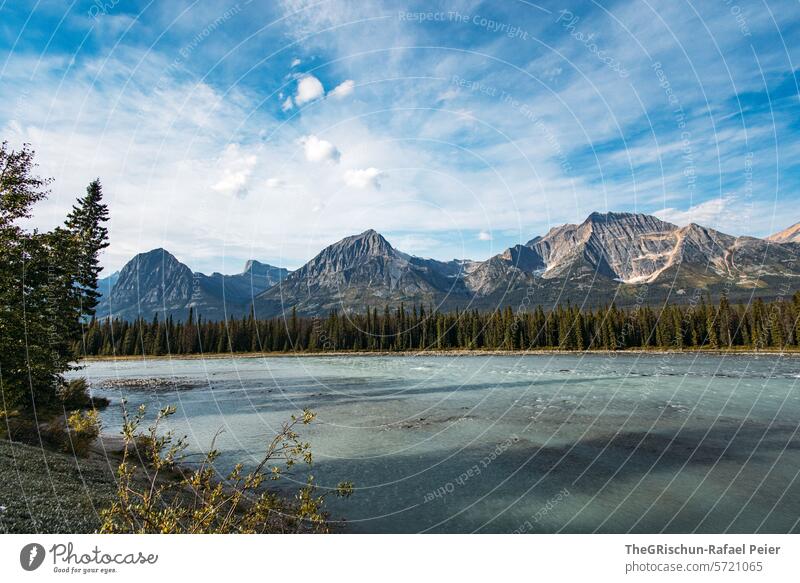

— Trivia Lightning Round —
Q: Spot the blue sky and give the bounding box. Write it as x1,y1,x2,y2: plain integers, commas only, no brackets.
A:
1,0,799,274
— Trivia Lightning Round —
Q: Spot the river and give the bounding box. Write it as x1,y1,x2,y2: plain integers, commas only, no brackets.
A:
77,353,800,533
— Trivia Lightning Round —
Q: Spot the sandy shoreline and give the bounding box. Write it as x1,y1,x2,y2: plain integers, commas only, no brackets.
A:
80,347,800,362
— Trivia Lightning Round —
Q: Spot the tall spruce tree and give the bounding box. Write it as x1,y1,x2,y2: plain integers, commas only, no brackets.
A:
1,142,53,409
0,144,109,410
66,179,110,319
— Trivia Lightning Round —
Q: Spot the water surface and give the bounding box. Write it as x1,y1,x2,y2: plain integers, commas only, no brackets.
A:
77,353,800,533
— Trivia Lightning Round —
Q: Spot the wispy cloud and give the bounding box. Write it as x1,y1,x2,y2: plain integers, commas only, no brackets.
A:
211,144,258,198
655,197,734,227
329,79,355,99
1,0,798,273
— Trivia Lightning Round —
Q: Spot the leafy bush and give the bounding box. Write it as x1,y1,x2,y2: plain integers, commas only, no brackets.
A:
99,403,353,533
2,379,105,448
1,404,100,454
64,409,101,456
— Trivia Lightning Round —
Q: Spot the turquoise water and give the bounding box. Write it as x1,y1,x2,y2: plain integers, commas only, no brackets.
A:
77,353,800,533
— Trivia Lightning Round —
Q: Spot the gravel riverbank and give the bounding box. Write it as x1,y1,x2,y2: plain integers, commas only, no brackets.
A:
0,438,118,533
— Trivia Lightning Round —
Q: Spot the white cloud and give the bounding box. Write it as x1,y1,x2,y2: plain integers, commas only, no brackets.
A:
301,135,340,164
344,167,383,189
281,96,293,111
211,144,258,198
328,79,355,99
478,230,493,241
294,75,325,105
266,178,286,188
655,197,733,227
8,1,799,273
290,57,301,68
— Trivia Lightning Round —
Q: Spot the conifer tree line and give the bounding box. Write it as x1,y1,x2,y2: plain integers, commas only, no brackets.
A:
79,292,800,357
0,142,109,410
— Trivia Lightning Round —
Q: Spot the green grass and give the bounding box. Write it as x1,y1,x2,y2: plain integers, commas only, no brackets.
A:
0,439,117,533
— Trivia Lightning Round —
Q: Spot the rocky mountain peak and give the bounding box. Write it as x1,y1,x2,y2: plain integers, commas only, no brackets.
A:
585,210,625,223
334,229,395,257
768,221,800,243
290,230,399,281
243,259,279,275
238,259,288,289
522,212,681,282
98,249,288,321
124,248,185,275
258,229,456,311
583,211,676,232
97,248,195,320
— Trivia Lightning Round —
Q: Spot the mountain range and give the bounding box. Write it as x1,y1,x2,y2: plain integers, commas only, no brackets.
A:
97,251,288,321
96,212,800,321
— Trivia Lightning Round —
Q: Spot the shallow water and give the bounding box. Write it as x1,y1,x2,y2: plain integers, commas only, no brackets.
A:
77,353,800,533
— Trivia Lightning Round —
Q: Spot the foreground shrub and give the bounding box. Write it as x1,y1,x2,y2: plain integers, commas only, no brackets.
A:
64,409,101,456
99,403,353,533
1,405,100,454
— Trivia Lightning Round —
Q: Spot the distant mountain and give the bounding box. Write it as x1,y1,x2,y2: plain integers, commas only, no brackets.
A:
484,212,800,304
255,230,468,316
201,259,288,308
97,270,119,297
526,213,800,288
254,213,800,317
524,212,679,282
96,249,288,321
99,213,800,321
462,244,543,295
768,221,800,243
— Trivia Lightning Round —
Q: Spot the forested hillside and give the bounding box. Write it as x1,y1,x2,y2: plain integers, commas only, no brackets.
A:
78,293,800,356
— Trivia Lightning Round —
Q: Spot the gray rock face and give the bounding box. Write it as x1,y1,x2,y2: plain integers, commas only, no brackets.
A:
97,248,195,320
289,229,406,289
492,212,800,286
256,230,466,314
203,260,288,306
97,249,288,321
523,212,680,282
242,260,287,287
97,270,119,297
464,245,544,295
768,221,800,243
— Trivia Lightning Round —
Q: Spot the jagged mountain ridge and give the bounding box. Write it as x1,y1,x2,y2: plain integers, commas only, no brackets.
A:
100,213,800,320
768,221,800,243
472,213,800,297
255,230,469,316
524,212,680,282
97,249,288,321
